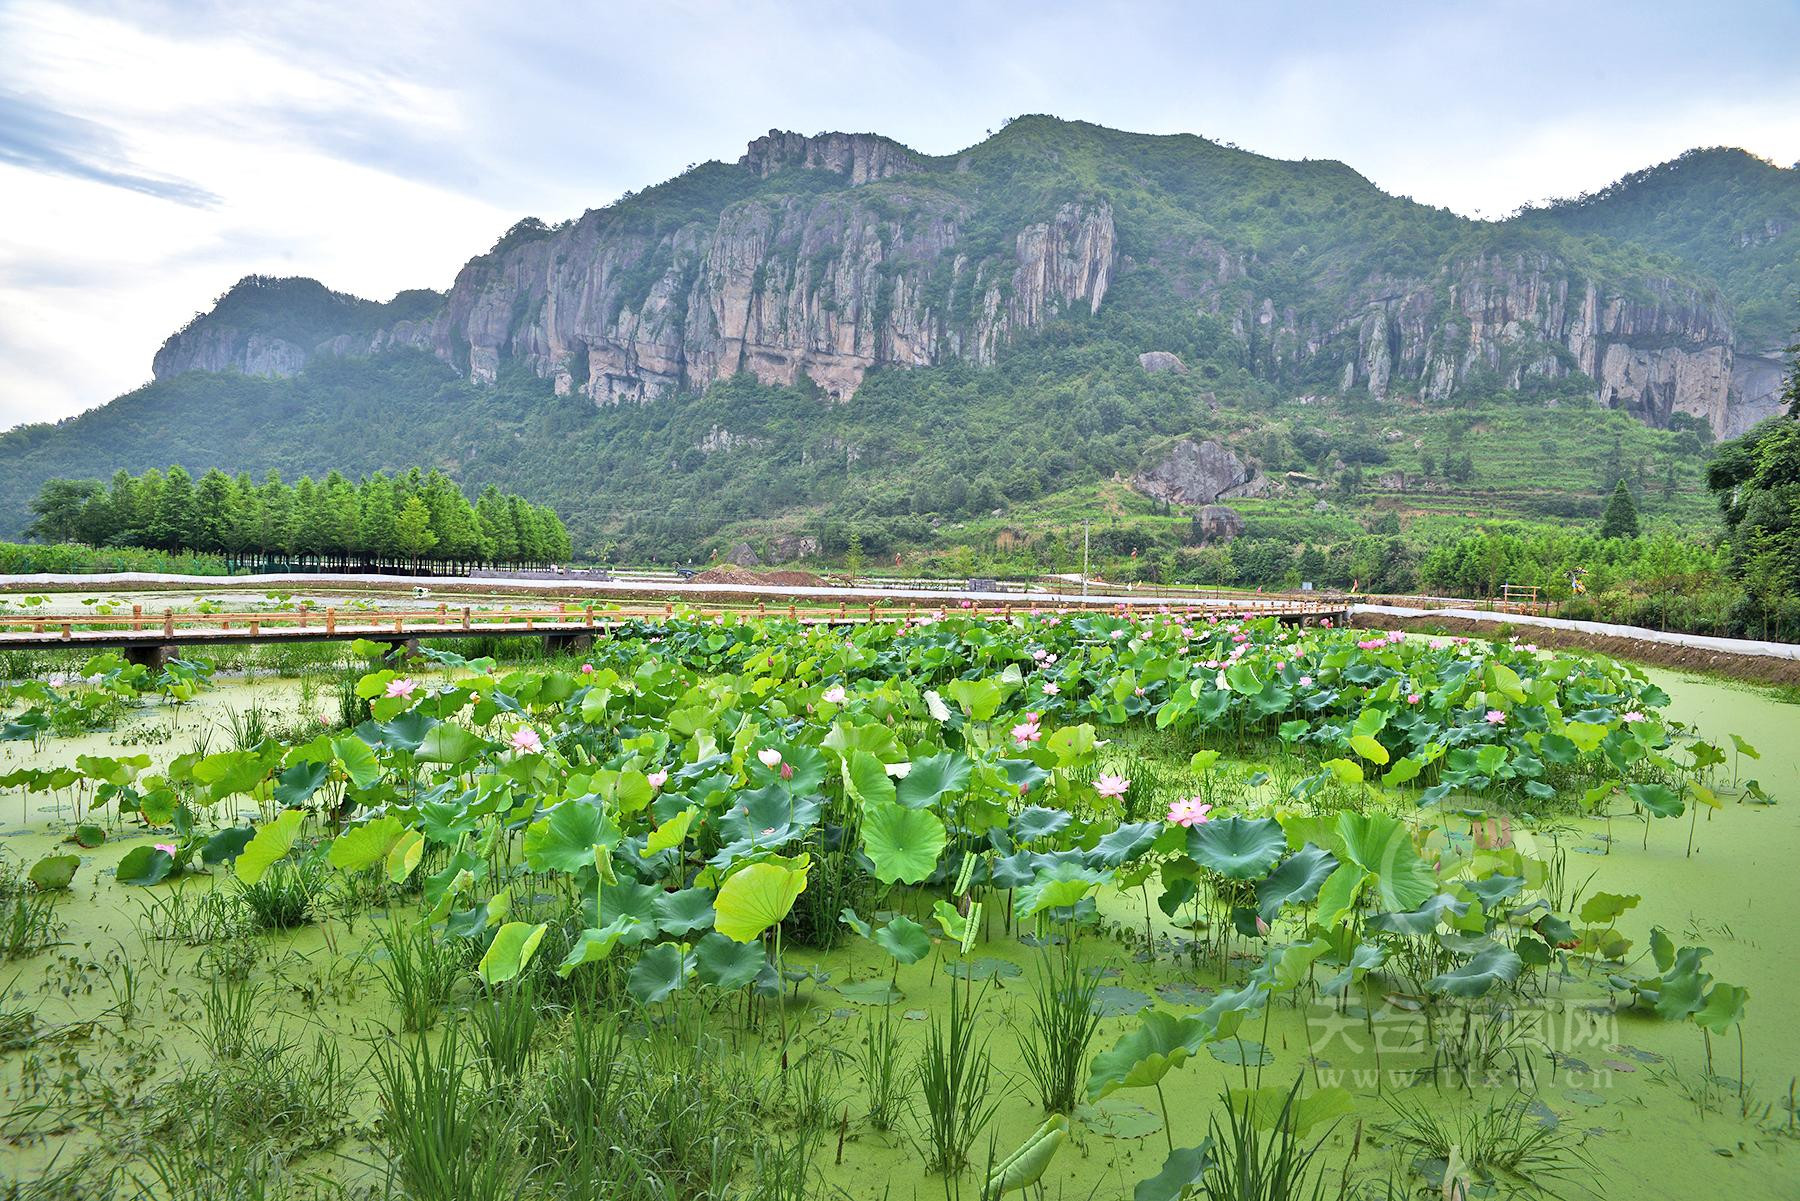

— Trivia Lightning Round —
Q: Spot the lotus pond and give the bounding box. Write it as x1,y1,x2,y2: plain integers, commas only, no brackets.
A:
0,611,1793,1200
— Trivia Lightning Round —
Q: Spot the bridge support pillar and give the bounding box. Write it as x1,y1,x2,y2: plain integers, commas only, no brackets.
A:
545,633,594,656
125,644,170,670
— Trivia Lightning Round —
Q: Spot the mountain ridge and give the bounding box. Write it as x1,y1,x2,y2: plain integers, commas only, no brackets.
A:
143,117,1793,437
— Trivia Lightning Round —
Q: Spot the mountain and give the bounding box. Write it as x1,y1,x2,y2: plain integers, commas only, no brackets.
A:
3,117,1795,556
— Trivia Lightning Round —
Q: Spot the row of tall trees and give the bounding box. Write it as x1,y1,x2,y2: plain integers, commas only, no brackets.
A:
27,466,572,572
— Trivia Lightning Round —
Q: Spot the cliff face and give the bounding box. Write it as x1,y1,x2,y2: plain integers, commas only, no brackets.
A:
1317,255,1762,433
407,137,1115,403
148,127,1781,436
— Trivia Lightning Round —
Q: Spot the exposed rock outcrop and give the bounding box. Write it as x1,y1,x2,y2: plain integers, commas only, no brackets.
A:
1139,351,1187,374
1133,440,1265,506
1191,504,1244,544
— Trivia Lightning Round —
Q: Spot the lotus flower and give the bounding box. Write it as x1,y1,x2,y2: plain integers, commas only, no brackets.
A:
1094,773,1130,799
821,685,846,705
580,662,594,674
1011,715,1042,746
154,842,177,855
647,770,668,790
385,677,417,699
1484,709,1507,726
1407,693,1421,705
1166,797,1212,827
757,748,783,769
1621,710,1646,723
510,727,543,754
1298,675,1314,688
1042,682,1060,696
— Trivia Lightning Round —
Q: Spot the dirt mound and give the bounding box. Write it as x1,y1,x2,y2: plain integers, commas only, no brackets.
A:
690,567,828,588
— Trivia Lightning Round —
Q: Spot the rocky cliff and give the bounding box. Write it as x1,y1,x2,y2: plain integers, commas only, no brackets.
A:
149,123,1790,436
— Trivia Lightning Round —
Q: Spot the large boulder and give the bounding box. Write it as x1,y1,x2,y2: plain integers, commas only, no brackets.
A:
1138,351,1188,375
726,541,762,567
1132,439,1264,506
767,533,820,562
1191,504,1244,544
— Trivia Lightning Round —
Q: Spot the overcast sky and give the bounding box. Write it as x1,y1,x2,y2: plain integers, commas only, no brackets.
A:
3,0,1798,429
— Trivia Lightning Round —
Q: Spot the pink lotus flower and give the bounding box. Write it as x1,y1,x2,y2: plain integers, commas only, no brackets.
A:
510,727,543,754
1298,675,1314,688
1094,773,1130,799
1484,709,1507,726
821,685,846,705
1012,716,1042,746
1042,682,1060,696
154,842,177,855
1407,693,1421,705
1254,915,1271,937
385,677,417,699
757,748,783,769
1167,796,1213,826
1387,631,1406,644
1621,710,1646,723
647,770,669,790
1032,648,1049,661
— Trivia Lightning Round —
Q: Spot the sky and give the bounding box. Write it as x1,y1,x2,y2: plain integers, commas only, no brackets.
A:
3,0,1798,429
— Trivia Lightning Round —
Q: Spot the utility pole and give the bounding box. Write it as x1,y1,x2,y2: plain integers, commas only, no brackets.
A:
1082,520,1090,599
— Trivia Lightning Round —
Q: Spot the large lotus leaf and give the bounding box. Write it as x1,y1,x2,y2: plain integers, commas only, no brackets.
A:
1578,891,1640,925
1087,821,1162,869
1188,817,1287,880
332,736,382,789
861,801,946,884
1334,813,1436,911
1255,844,1339,922
716,784,822,852
1349,734,1389,766
524,798,619,874
1133,1142,1215,1201
1366,892,1468,935
28,854,78,891
642,807,697,858
993,849,1082,889
845,750,898,808
1693,982,1748,1033
1018,861,1108,917
1199,979,1268,1042
1227,1085,1355,1137
369,709,437,752
897,751,972,808
1465,874,1525,910
201,825,256,866
556,917,639,977
627,941,693,1003
874,915,933,965
694,931,765,990
714,860,809,943
654,887,716,936
944,677,1005,721
328,815,406,872
1087,1010,1212,1101
478,921,547,985
598,880,661,944
1428,944,1522,998
272,760,330,808
1013,805,1073,842
1381,756,1424,787
417,723,488,765
1627,782,1683,819
234,809,306,885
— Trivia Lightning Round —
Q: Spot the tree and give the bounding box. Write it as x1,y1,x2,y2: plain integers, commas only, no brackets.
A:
27,479,105,544
1600,479,1640,539
393,496,438,561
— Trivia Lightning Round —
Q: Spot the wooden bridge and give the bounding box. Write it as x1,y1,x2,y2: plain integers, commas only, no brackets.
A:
0,592,1352,665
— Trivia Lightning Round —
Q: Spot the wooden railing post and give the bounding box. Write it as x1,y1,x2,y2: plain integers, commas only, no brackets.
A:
325,608,336,635
461,606,472,630
131,604,143,631
163,609,175,637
